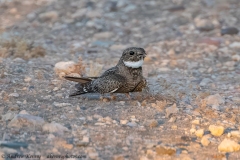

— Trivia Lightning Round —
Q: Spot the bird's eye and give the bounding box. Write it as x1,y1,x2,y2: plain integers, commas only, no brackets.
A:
129,51,135,55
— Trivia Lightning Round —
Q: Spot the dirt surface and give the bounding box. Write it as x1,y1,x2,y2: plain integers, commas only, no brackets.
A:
0,0,240,159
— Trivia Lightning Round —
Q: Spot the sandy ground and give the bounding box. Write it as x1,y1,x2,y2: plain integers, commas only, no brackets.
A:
0,0,240,159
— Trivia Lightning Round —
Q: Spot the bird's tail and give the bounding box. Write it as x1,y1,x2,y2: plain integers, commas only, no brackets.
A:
64,76,97,96
64,76,97,83
69,82,93,96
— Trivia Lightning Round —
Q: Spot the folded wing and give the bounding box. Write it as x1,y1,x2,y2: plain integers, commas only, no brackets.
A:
92,74,126,94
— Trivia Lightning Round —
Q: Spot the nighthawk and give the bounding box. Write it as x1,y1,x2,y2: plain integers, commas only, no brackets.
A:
64,47,147,99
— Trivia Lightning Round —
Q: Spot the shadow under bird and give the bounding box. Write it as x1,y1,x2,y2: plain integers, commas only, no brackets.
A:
64,47,147,98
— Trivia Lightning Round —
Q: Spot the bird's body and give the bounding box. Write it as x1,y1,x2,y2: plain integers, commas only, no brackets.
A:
65,47,147,97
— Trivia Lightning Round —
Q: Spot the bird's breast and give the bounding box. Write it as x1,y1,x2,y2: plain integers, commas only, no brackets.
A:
124,72,142,91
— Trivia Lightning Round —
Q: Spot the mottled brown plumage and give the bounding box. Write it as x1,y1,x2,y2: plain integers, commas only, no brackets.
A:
65,47,147,97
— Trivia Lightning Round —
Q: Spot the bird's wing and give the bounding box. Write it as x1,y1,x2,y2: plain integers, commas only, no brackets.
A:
93,73,126,93
99,66,118,77
64,76,98,84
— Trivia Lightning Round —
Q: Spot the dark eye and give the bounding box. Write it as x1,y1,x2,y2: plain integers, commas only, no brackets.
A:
129,51,135,55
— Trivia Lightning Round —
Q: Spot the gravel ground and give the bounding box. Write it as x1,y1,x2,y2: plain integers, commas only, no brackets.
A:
0,0,240,159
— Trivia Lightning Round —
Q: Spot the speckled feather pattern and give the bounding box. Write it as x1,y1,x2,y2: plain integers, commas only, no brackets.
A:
68,47,147,96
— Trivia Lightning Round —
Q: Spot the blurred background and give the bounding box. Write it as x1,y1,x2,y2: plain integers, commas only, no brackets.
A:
0,0,239,61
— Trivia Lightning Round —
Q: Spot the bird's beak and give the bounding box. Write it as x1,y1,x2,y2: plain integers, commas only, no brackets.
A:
138,54,146,59
142,54,146,59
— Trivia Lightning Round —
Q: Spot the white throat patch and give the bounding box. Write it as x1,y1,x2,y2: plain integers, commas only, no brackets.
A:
123,59,143,68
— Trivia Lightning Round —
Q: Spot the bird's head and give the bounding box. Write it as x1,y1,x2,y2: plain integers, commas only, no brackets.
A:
119,47,146,68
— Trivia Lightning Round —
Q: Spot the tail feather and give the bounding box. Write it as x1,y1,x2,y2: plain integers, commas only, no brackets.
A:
64,76,98,84
69,82,93,96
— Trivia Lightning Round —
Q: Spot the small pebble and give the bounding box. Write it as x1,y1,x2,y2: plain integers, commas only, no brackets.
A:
168,117,176,123
54,61,81,77
53,87,58,91
165,103,179,118
167,5,185,12
191,119,200,125
2,112,15,121
8,114,45,129
149,120,158,128
39,11,58,21
42,122,69,134
127,122,137,127
229,42,240,49
218,138,240,152
8,93,19,98
195,129,204,138
155,145,176,155
209,125,224,137
205,94,225,108
190,128,196,134
229,131,240,138
201,135,211,146
24,77,31,82
232,55,240,62
221,27,239,35
194,18,214,31
171,125,178,130
53,102,72,107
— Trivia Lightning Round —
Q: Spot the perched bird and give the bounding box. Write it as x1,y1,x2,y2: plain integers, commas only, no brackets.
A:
64,47,147,99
